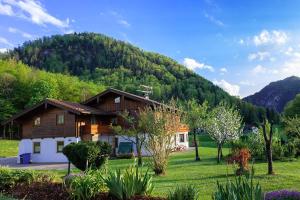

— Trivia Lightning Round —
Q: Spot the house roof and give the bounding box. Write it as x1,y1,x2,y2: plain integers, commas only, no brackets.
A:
1,98,109,125
82,88,166,107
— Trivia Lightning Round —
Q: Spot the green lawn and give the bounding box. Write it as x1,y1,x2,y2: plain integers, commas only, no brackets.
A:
52,135,300,199
2,137,300,199
0,140,19,158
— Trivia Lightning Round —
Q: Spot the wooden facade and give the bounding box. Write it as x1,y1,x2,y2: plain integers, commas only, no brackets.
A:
4,88,189,143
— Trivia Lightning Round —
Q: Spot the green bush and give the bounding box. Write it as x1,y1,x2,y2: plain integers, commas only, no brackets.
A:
67,170,107,200
213,169,263,200
167,185,199,200
103,166,154,200
0,167,54,191
63,141,111,171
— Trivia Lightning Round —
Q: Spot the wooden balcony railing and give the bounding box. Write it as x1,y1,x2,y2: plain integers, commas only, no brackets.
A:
81,124,113,135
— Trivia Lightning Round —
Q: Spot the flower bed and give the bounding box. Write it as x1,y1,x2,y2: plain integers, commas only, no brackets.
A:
265,190,300,200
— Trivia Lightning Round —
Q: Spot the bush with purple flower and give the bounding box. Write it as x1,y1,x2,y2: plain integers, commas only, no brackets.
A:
265,190,300,200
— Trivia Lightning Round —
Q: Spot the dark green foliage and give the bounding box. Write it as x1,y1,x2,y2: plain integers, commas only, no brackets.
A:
103,166,154,200
284,94,300,118
5,32,263,125
213,169,263,200
167,185,199,200
62,141,111,171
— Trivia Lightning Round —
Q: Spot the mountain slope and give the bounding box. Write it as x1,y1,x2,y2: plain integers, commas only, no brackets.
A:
8,32,231,104
4,32,264,124
244,76,300,112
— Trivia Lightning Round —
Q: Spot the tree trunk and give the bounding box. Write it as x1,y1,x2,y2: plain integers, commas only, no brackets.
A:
136,136,143,166
266,141,274,174
262,121,274,175
193,129,200,161
217,144,222,163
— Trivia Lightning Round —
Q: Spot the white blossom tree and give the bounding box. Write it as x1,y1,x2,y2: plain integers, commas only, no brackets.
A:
205,103,244,163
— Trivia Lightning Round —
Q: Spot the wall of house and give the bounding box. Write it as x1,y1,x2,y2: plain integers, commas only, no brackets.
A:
18,137,80,163
20,107,76,139
115,131,189,157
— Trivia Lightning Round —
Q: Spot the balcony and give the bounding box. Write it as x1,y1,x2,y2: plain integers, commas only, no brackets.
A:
81,124,113,135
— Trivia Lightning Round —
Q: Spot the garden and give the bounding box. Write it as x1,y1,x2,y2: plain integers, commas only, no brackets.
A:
1,100,300,200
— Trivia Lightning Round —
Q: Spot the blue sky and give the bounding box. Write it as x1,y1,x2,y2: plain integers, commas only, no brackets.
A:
1,0,300,97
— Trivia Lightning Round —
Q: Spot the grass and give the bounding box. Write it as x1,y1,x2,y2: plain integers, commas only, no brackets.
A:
0,140,19,158
2,136,300,199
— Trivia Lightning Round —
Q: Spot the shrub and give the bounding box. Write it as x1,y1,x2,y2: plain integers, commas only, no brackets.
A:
213,168,263,200
66,170,107,200
228,148,251,176
0,167,54,191
103,166,154,200
63,141,111,171
167,185,198,200
265,190,300,200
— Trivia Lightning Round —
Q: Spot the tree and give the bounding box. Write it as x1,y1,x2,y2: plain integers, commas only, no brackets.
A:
112,110,147,166
205,103,243,163
284,116,300,137
184,99,209,161
284,94,300,118
139,101,182,175
259,108,279,175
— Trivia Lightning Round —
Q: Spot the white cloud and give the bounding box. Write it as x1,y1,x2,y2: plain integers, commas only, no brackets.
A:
0,0,69,28
239,39,244,45
240,80,255,86
183,58,214,72
0,36,13,47
213,79,240,96
0,48,8,53
8,27,33,38
0,2,13,15
118,19,130,27
253,30,288,46
220,67,227,73
204,11,224,27
251,65,279,75
248,51,271,61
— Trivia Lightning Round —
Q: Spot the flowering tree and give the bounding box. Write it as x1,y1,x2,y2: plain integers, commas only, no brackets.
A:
139,101,181,175
205,103,244,163
184,99,209,161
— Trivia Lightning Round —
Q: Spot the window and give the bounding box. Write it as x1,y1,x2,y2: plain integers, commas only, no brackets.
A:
57,141,64,153
57,114,64,125
179,134,185,143
111,117,118,125
34,117,40,126
91,116,97,125
33,142,41,153
114,97,120,104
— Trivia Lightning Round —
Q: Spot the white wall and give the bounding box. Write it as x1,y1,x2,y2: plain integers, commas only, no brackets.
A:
115,132,189,156
18,137,80,163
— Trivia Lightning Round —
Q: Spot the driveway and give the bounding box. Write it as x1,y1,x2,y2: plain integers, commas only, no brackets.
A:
0,157,71,170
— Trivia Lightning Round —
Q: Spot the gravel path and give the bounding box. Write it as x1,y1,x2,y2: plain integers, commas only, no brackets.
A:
0,157,71,170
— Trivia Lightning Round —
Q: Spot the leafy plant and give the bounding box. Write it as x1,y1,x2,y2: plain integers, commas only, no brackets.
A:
167,185,199,200
67,170,107,200
228,148,251,176
63,141,111,171
103,166,154,200
213,168,263,200
0,167,54,191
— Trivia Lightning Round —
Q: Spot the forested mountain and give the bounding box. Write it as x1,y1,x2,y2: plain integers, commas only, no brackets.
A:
244,76,300,112
2,32,265,124
0,60,104,122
